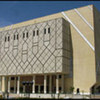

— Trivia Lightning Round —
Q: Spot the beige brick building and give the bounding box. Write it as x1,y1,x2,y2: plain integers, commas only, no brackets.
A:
0,5,100,96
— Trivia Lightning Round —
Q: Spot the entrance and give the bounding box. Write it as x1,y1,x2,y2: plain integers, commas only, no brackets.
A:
35,85,44,93
91,86,95,94
40,85,44,93
96,86,100,93
35,86,38,93
22,81,33,93
25,84,32,93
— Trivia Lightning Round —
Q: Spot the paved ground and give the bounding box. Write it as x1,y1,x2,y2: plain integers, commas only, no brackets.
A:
91,95,100,99
2,93,100,99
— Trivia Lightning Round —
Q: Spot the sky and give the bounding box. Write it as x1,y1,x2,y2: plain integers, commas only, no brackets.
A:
0,1,100,28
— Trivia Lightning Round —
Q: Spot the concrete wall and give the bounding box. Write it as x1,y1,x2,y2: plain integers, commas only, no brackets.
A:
64,5,96,94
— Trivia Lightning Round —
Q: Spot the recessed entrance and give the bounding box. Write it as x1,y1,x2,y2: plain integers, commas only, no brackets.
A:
4,74,65,94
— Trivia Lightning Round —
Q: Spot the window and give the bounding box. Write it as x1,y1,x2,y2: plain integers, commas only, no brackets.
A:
8,36,10,41
10,87,14,91
23,33,24,38
37,30,39,36
16,77,18,80
44,28,46,34
59,75,62,78
59,87,62,91
48,27,50,33
33,31,35,37
11,77,15,80
14,35,16,40
26,32,28,38
5,37,6,42
17,34,19,40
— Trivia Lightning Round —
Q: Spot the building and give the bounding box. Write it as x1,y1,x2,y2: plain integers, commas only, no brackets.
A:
0,5,100,96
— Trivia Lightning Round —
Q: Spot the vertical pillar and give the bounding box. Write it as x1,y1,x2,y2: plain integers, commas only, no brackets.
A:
23,85,25,93
0,77,1,92
44,75,47,93
49,75,52,93
38,85,41,93
2,76,6,92
17,76,20,94
56,75,59,94
32,76,35,93
8,77,11,93
61,75,64,93
5,77,7,92
14,77,16,93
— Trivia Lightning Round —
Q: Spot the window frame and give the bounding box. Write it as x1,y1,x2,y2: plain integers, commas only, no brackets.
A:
33,31,35,37
37,30,39,36
26,32,28,38
17,34,19,40
48,27,50,33
44,28,46,34
23,33,25,39
5,37,6,42
8,36,10,41
14,34,16,40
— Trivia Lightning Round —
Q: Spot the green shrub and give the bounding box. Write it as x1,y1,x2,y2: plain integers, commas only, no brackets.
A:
69,86,75,93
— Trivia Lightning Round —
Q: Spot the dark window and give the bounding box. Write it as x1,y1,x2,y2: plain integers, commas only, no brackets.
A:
59,75,62,78
44,28,46,34
8,36,10,41
14,35,16,40
26,32,28,38
48,27,50,33
37,30,39,36
5,37,6,42
59,87,62,91
33,31,35,36
23,33,24,38
10,87,14,90
11,77,15,80
17,34,19,40
16,77,18,80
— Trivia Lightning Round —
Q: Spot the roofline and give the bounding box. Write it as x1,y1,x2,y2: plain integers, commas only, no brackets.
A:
0,4,93,32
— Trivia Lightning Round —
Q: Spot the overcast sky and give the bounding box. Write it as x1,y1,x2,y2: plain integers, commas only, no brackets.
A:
0,1,100,28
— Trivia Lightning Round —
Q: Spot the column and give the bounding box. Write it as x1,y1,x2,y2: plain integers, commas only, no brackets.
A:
14,77,16,93
2,76,6,92
0,77,2,92
8,77,11,93
56,75,59,94
61,75,64,93
32,76,35,93
49,75,52,93
17,76,20,94
23,85,25,93
44,75,47,93
38,85,41,93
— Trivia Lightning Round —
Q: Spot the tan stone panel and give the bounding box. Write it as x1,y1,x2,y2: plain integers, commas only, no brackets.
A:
71,26,96,93
64,9,94,47
77,5,94,27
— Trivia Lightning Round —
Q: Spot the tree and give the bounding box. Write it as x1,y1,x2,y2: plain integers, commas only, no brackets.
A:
70,86,75,94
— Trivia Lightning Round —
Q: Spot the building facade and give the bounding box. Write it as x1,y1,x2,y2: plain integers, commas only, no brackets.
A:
0,5,100,95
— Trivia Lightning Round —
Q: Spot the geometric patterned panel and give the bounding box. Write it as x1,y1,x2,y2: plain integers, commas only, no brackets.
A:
0,18,69,75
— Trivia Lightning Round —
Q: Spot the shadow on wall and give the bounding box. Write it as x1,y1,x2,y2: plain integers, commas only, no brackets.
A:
63,20,74,93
